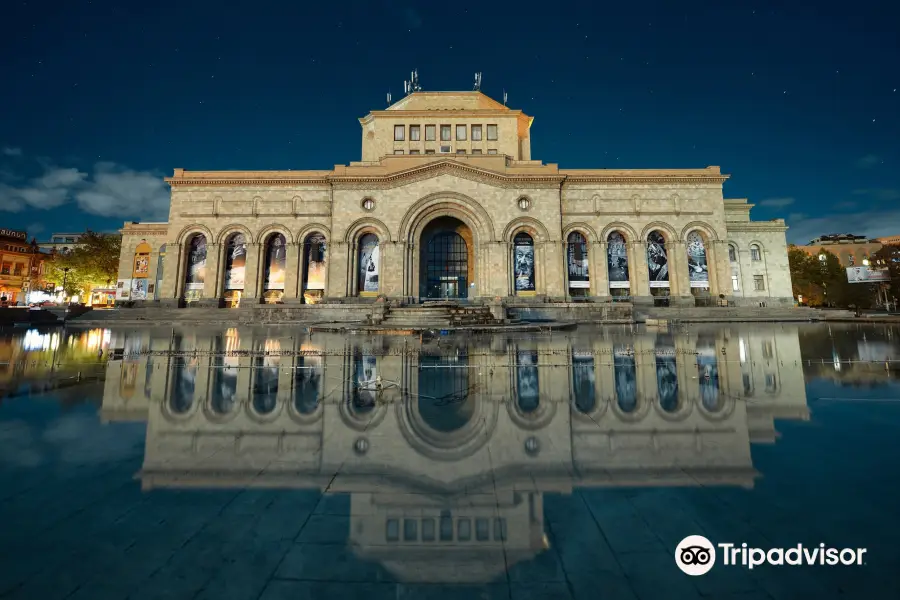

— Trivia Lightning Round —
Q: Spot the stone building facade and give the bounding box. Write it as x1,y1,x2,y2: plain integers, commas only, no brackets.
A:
117,91,793,308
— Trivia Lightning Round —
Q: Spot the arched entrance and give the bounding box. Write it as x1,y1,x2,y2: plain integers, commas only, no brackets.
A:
419,217,473,300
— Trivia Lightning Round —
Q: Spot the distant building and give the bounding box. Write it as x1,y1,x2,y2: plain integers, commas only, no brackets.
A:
37,232,86,255
873,235,900,246
794,233,884,268
0,228,47,305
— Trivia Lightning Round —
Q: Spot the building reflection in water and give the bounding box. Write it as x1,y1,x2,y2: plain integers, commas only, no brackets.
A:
101,325,812,584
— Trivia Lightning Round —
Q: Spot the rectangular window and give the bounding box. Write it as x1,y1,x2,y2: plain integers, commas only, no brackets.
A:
409,149,420,155
456,149,466,155
729,246,737,262
394,149,404,154
1,264,9,275
385,519,400,542
487,149,498,155
440,145,451,153
456,125,467,141
471,125,482,141
457,519,471,541
425,149,435,154
471,149,482,155
421,518,436,541
393,125,405,141
731,275,739,291
753,275,765,291
761,341,774,359
440,125,451,141
750,247,761,261
14,264,23,276
439,514,453,541
425,125,436,141
403,519,418,541
493,518,507,541
487,124,498,140
409,125,420,141
475,518,490,541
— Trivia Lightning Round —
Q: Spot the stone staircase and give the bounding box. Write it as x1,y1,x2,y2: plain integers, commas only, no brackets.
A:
382,301,505,328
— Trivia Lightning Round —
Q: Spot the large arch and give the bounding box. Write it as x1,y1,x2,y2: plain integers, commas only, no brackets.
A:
400,195,495,300
680,221,720,242
174,224,214,246
562,222,599,243
343,217,392,244
215,224,253,246
398,192,495,244
502,217,551,243
255,225,294,245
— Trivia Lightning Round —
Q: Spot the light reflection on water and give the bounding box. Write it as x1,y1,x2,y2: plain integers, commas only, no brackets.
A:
1,322,900,597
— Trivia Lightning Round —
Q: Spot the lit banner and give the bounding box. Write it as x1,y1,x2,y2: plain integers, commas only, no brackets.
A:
687,231,710,288
224,234,247,291
607,232,630,288
130,278,148,300
305,234,327,291
265,234,287,290
647,231,669,288
185,236,207,290
846,267,890,283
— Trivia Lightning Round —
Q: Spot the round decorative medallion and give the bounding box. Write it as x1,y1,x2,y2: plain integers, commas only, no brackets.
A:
517,196,531,211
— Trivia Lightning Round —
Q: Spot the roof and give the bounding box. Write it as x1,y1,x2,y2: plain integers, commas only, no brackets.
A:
385,91,510,112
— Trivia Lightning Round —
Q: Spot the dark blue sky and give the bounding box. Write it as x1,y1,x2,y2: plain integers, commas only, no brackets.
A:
1,0,897,243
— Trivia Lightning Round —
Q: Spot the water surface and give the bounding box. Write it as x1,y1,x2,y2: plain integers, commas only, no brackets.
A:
1,323,898,599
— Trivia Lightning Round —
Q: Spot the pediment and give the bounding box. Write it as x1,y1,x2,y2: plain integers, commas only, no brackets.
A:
329,158,564,191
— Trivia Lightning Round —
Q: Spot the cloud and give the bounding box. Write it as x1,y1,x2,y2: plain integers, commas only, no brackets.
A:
759,197,796,208
0,166,86,211
26,222,45,235
74,162,170,220
856,154,882,168
0,160,169,220
2,146,22,156
786,208,900,244
852,188,900,202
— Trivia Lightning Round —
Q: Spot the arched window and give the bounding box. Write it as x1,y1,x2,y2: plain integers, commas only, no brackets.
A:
222,233,247,307
566,231,590,296
513,232,536,294
169,335,196,413
357,233,380,295
696,336,721,411
749,244,761,261
294,352,322,415
646,231,669,294
728,244,737,262
571,351,596,413
655,337,679,413
686,231,710,293
252,339,280,415
613,344,637,413
302,233,327,303
183,234,207,302
606,231,630,296
211,333,239,415
515,349,539,413
263,233,287,304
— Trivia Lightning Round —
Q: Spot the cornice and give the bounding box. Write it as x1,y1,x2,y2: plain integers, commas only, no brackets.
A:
563,175,729,185
328,160,565,190
726,222,789,233
166,177,329,188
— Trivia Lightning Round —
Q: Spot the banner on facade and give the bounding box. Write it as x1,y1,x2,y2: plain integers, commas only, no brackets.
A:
647,231,669,286
687,231,710,288
265,234,287,290
846,267,890,283
514,235,536,292
130,278,147,300
224,234,247,290
305,235,327,291
607,232,630,288
359,235,380,293
185,236,207,290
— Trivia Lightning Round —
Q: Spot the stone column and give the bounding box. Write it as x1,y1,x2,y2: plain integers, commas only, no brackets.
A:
199,243,221,307
241,242,262,303
631,240,651,304
283,242,301,302
672,241,694,307
326,240,348,300
160,242,182,305
710,240,729,302
592,241,609,300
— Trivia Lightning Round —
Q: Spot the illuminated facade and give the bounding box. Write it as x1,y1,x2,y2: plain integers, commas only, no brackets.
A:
116,91,794,308
0,228,46,305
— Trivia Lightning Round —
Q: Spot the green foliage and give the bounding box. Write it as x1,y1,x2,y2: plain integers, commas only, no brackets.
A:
43,230,121,299
788,245,882,309
873,244,900,304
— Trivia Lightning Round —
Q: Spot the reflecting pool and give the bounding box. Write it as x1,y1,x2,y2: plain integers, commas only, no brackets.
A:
1,323,899,599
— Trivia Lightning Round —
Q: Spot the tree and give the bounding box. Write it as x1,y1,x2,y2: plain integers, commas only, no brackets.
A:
788,246,825,305
43,230,121,300
872,244,900,306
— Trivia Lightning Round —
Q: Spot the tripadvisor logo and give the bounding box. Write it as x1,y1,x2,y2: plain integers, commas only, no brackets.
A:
675,536,867,576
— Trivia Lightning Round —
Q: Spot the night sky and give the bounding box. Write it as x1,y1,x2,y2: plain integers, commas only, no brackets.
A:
1,0,897,244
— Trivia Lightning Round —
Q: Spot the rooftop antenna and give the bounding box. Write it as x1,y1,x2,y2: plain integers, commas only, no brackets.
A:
473,72,482,91
503,89,508,105
386,91,392,105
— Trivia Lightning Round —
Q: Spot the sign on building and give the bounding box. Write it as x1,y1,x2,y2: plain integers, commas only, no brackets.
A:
846,267,891,283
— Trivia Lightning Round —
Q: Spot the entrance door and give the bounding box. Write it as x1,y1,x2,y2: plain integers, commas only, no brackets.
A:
424,232,468,299
439,278,458,298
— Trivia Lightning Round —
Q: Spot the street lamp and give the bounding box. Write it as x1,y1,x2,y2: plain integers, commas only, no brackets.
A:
62,267,70,303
